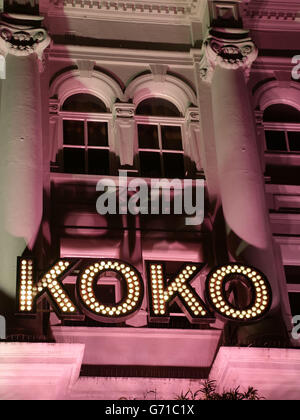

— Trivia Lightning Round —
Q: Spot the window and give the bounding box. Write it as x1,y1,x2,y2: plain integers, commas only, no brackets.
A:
136,99,186,179
62,93,108,113
60,94,111,175
264,104,300,153
285,266,300,317
136,97,181,118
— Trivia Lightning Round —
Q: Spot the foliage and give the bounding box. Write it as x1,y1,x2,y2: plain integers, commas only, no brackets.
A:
176,380,264,401
119,381,264,400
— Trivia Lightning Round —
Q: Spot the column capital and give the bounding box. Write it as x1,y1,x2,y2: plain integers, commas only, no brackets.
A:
199,28,258,83
0,13,50,67
49,98,59,116
185,106,200,124
113,102,136,119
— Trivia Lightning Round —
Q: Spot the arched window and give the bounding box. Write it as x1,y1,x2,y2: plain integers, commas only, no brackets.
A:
62,94,107,113
60,93,111,175
136,98,182,117
264,104,300,152
136,98,186,179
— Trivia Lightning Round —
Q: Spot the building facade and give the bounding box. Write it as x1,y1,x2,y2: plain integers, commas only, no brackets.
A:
0,0,300,400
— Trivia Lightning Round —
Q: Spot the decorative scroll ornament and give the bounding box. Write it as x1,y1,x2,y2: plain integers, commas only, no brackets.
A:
0,13,50,70
199,29,258,83
185,107,200,124
113,103,136,119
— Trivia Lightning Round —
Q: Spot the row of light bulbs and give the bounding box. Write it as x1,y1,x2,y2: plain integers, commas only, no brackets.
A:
150,264,207,317
79,261,142,317
19,260,77,314
207,265,270,320
19,260,34,312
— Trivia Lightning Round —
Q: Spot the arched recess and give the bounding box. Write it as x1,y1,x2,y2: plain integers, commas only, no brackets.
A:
254,80,300,113
50,68,124,111
124,73,197,116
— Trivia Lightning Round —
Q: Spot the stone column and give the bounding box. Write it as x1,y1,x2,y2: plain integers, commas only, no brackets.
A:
199,28,283,312
0,13,50,319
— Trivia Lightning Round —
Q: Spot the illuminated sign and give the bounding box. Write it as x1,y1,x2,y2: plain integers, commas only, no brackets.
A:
16,258,272,324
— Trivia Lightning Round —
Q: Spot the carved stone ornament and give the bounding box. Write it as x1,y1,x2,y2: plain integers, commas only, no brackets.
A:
49,98,59,115
113,103,136,119
0,13,50,65
199,29,258,83
186,107,200,123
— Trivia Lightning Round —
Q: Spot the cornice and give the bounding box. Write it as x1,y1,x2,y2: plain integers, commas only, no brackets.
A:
242,0,300,30
40,0,205,23
48,44,194,66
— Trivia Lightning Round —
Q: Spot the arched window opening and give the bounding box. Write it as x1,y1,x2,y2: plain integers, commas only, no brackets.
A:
136,98,186,178
263,104,300,153
263,104,300,123
136,98,182,117
62,93,108,113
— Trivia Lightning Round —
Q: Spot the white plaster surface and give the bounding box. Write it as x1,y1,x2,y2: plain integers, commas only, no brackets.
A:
51,327,221,367
210,347,300,400
1,344,300,399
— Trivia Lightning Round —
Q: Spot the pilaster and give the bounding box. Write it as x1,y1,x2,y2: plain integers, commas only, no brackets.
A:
113,102,137,169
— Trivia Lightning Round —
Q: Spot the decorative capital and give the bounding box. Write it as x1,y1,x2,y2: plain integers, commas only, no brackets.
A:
185,107,200,124
113,103,136,119
49,98,59,115
199,28,258,83
0,13,50,65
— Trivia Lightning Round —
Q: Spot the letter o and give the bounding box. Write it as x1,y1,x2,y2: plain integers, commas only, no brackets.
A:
76,259,144,322
206,263,272,322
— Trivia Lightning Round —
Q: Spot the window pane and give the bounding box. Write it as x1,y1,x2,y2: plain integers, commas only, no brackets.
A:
64,148,85,174
139,152,161,178
88,122,108,147
288,131,300,152
289,293,300,317
163,153,185,179
136,98,181,117
263,104,300,123
285,266,300,285
63,120,84,145
88,149,110,175
266,165,300,186
62,94,107,113
138,125,159,149
161,126,183,151
265,130,287,151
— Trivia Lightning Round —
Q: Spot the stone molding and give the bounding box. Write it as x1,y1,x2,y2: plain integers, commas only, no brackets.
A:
0,343,84,400
242,0,300,30
42,0,201,19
